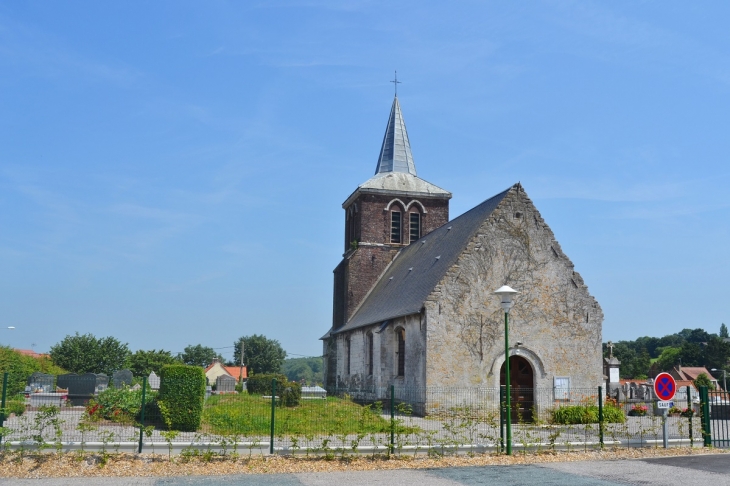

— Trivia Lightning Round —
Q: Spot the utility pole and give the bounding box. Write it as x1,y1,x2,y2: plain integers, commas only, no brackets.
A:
239,340,245,383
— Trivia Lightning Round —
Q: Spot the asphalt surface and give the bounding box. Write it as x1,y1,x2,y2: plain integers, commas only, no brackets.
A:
2,454,729,485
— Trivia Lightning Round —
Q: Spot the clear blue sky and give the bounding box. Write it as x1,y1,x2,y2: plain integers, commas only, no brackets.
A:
1,2,728,361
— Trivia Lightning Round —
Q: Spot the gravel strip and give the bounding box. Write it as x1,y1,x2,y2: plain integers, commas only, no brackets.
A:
0,447,726,479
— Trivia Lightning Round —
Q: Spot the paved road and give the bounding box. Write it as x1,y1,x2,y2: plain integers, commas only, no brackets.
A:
2,454,729,485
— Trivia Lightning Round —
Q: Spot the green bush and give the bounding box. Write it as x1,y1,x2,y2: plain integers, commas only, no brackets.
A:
0,346,66,397
552,404,625,424
279,381,301,407
158,365,206,431
3,398,26,416
85,385,154,424
245,373,288,395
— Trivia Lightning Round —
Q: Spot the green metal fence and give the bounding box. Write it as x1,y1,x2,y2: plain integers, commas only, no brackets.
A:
0,372,709,455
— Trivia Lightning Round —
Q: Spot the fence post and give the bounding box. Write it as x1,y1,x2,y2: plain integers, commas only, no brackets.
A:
699,385,711,447
137,376,147,453
499,385,505,453
270,379,277,454
389,384,395,456
0,373,8,444
687,385,693,447
598,386,604,448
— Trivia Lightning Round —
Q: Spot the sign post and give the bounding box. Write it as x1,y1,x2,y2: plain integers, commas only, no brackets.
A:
654,372,677,449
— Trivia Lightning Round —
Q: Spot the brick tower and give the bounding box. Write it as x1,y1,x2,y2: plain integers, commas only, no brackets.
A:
329,96,452,341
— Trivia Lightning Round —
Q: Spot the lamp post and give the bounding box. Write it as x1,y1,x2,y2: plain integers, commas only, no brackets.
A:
711,368,727,392
494,285,518,455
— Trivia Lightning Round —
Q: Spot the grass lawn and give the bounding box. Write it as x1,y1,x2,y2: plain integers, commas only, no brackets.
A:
202,394,413,437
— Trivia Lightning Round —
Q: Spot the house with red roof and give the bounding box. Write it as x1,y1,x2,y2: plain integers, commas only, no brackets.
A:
204,359,247,386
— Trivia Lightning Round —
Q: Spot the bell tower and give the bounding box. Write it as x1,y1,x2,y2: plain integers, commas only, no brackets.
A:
332,97,452,331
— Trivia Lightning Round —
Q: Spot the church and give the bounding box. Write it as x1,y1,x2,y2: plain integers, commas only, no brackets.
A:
321,96,603,416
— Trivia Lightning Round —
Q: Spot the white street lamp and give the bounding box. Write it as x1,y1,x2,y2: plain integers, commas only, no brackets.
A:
494,285,518,455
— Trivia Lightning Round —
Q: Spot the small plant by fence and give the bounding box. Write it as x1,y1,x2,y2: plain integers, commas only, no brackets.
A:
0,371,724,456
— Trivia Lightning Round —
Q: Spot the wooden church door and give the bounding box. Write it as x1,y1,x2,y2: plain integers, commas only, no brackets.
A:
500,356,535,423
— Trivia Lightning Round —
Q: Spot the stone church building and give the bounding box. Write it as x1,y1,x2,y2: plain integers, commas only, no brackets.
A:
321,96,603,416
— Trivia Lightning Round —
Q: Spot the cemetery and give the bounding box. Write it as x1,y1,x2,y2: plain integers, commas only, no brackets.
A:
2,365,726,456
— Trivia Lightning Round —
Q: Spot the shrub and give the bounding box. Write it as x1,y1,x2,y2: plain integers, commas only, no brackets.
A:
3,398,26,416
602,405,626,423
246,373,288,395
0,346,65,397
85,385,153,424
280,381,301,407
552,404,625,424
158,365,206,432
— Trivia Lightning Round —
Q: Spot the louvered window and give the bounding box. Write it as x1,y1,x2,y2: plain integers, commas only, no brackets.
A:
409,212,420,242
391,211,402,243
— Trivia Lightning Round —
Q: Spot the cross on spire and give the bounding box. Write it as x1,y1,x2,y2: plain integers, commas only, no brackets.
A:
607,341,614,359
390,71,401,97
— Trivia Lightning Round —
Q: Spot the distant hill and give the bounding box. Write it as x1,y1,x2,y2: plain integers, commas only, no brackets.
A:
281,356,323,385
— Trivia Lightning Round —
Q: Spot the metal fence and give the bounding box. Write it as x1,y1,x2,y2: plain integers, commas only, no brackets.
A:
0,372,718,455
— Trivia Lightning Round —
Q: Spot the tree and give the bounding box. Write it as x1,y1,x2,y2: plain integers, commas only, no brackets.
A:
49,333,130,376
656,347,681,372
233,334,286,375
127,349,179,376
679,342,703,367
178,344,222,368
694,372,714,390
282,357,324,384
720,323,729,339
703,337,730,371
678,328,712,344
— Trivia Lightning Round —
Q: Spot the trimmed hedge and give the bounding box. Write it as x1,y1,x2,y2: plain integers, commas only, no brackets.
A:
246,373,288,395
158,365,206,431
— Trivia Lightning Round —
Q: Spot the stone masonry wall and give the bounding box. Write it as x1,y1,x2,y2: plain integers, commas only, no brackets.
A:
332,314,427,394
425,185,603,396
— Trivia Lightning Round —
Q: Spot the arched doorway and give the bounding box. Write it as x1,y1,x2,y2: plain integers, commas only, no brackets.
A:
500,356,535,423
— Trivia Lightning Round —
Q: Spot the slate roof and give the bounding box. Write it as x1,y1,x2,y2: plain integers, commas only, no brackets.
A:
375,97,416,175
334,185,513,334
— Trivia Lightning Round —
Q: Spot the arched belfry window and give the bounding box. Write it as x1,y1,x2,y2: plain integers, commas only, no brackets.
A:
396,328,405,377
390,210,402,244
409,212,421,243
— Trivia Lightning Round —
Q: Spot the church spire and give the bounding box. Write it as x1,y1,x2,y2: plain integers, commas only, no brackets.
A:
374,97,417,176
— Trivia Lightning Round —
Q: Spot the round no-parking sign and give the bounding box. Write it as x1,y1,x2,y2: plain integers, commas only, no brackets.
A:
654,372,677,401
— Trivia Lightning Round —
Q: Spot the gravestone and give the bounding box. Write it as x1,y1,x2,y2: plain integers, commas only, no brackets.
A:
27,372,55,392
96,373,109,392
148,371,160,390
216,375,236,393
58,373,97,406
112,369,133,389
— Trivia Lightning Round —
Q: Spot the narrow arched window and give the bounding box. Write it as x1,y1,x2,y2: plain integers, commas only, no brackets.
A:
345,337,351,375
409,212,421,243
391,211,402,243
396,328,405,377
367,332,374,376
